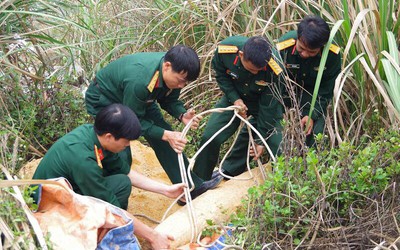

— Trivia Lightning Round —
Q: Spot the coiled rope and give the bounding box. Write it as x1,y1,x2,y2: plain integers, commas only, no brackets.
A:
162,105,277,247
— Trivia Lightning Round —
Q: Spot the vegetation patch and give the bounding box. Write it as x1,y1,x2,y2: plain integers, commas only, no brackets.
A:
230,129,400,249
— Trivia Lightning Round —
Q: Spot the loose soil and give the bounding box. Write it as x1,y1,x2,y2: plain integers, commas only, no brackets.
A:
128,141,181,249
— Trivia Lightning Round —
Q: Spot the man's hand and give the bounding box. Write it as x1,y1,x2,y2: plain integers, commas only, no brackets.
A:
148,230,174,250
162,130,187,153
181,109,202,129
249,143,265,160
128,214,174,250
233,99,248,118
300,116,314,135
163,183,186,199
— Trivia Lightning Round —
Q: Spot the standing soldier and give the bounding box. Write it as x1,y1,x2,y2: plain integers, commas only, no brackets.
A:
277,15,341,146
85,45,221,202
193,36,284,181
209,17,342,181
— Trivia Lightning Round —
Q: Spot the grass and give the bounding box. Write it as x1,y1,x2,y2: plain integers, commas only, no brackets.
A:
1,0,400,248
230,129,400,249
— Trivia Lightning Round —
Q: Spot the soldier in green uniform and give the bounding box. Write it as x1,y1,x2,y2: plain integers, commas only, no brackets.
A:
276,15,341,146
209,17,342,181
33,104,182,249
85,45,221,202
193,36,284,181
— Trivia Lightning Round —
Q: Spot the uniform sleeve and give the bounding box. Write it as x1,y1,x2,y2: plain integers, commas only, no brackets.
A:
158,89,187,119
122,80,165,140
212,51,241,103
67,151,122,208
301,52,341,120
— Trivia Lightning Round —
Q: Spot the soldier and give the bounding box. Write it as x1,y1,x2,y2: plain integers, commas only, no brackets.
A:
33,104,183,249
276,15,341,146
193,36,284,181
209,17,342,181
85,45,221,203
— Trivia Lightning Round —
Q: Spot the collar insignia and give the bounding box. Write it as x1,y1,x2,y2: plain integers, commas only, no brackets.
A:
94,145,104,169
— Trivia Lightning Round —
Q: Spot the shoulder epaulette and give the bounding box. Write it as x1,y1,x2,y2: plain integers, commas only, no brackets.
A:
147,71,159,93
218,45,239,54
329,44,340,54
268,58,283,75
276,38,296,51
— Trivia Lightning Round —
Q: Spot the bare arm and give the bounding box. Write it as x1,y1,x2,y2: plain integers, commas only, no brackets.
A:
125,212,174,249
127,170,186,199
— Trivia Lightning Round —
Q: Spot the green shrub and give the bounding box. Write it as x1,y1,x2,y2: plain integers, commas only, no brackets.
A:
1,79,90,170
231,129,400,249
0,181,52,249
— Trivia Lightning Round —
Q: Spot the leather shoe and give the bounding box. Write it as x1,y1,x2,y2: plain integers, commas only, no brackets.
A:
177,199,186,206
177,175,223,206
211,169,222,179
211,169,230,180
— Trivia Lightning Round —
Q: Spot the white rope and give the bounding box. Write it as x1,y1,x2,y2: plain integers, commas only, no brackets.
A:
212,110,276,182
162,105,277,245
217,119,254,181
161,106,243,241
247,125,268,180
177,106,242,242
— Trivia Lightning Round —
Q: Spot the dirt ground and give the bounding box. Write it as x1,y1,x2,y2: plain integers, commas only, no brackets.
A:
19,141,181,249
128,141,181,249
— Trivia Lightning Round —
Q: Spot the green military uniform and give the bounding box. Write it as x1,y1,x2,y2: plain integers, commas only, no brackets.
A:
193,36,284,180
277,31,341,146
33,124,132,209
85,52,203,187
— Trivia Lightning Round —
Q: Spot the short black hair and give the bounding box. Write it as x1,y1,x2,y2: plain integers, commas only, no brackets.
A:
164,45,200,81
298,15,330,49
94,104,141,140
242,36,272,68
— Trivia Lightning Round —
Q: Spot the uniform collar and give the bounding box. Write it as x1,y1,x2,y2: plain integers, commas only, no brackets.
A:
292,43,298,55
90,125,103,151
231,55,241,69
235,57,250,74
156,57,166,89
90,126,105,166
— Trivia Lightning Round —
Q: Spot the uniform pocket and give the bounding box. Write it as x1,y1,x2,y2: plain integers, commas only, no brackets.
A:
249,80,269,94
